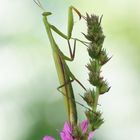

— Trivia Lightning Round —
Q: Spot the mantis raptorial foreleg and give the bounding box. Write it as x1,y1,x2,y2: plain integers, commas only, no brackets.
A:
49,6,81,61
50,6,81,40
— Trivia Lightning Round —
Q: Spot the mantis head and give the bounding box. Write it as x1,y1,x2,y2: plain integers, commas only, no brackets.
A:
42,12,52,17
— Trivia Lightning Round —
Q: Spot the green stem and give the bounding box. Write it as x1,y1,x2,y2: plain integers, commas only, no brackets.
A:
93,86,99,112
93,59,100,112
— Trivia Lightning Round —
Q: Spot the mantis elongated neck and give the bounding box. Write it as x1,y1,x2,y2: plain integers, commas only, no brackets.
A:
43,16,58,52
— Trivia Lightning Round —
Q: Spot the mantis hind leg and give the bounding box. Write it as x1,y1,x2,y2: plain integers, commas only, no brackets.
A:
74,77,87,91
60,64,87,91
57,79,74,95
57,80,90,111
70,72,87,91
57,79,77,124
73,77,87,91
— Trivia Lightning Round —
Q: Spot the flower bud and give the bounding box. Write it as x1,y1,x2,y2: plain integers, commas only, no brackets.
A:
82,89,95,107
88,72,100,86
85,110,104,130
99,81,110,94
87,43,102,59
99,49,110,65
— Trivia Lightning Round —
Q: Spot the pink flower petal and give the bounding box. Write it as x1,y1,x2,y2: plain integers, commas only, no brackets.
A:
80,120,89,133
88,131,94,140
43,136,55,140
63,122,72,134
60,131,74,140
60,122,73,140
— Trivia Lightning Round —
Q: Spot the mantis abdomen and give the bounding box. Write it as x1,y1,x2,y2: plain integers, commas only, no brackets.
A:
53,51,77,125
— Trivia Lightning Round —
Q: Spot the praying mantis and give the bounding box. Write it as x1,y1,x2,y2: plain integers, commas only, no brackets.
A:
34,0,87,126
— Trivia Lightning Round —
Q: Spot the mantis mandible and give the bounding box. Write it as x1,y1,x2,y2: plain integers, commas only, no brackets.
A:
34,0,86,126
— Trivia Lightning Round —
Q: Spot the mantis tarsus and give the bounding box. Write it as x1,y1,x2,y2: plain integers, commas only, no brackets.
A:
34,0,86,126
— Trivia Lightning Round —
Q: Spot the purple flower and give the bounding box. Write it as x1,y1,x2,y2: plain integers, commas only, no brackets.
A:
80,120,94,140
43,120,94,140
60,122,74,140
60,120,94,140
43,136,55,140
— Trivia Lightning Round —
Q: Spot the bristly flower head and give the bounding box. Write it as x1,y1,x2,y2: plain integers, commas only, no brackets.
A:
43,120,94,140
81,13,110,130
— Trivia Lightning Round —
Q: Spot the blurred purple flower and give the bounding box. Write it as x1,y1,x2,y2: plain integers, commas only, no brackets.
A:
43,120,94,140
43,136,55,140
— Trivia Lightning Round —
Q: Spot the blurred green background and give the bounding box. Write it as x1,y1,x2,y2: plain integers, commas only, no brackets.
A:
0,0,140,140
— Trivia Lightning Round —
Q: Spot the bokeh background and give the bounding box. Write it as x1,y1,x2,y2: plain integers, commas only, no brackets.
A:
0,0,140,140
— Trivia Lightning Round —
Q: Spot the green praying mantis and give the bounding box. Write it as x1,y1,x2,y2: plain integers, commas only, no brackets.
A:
34,0,87,126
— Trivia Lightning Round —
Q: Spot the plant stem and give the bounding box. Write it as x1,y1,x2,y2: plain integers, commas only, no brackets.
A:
93,59,100,112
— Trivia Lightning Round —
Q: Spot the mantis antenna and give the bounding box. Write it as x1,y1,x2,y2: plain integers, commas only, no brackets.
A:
33,0,45,11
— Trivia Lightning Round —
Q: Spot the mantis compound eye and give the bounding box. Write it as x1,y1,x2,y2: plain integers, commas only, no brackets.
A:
42,12,52,16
